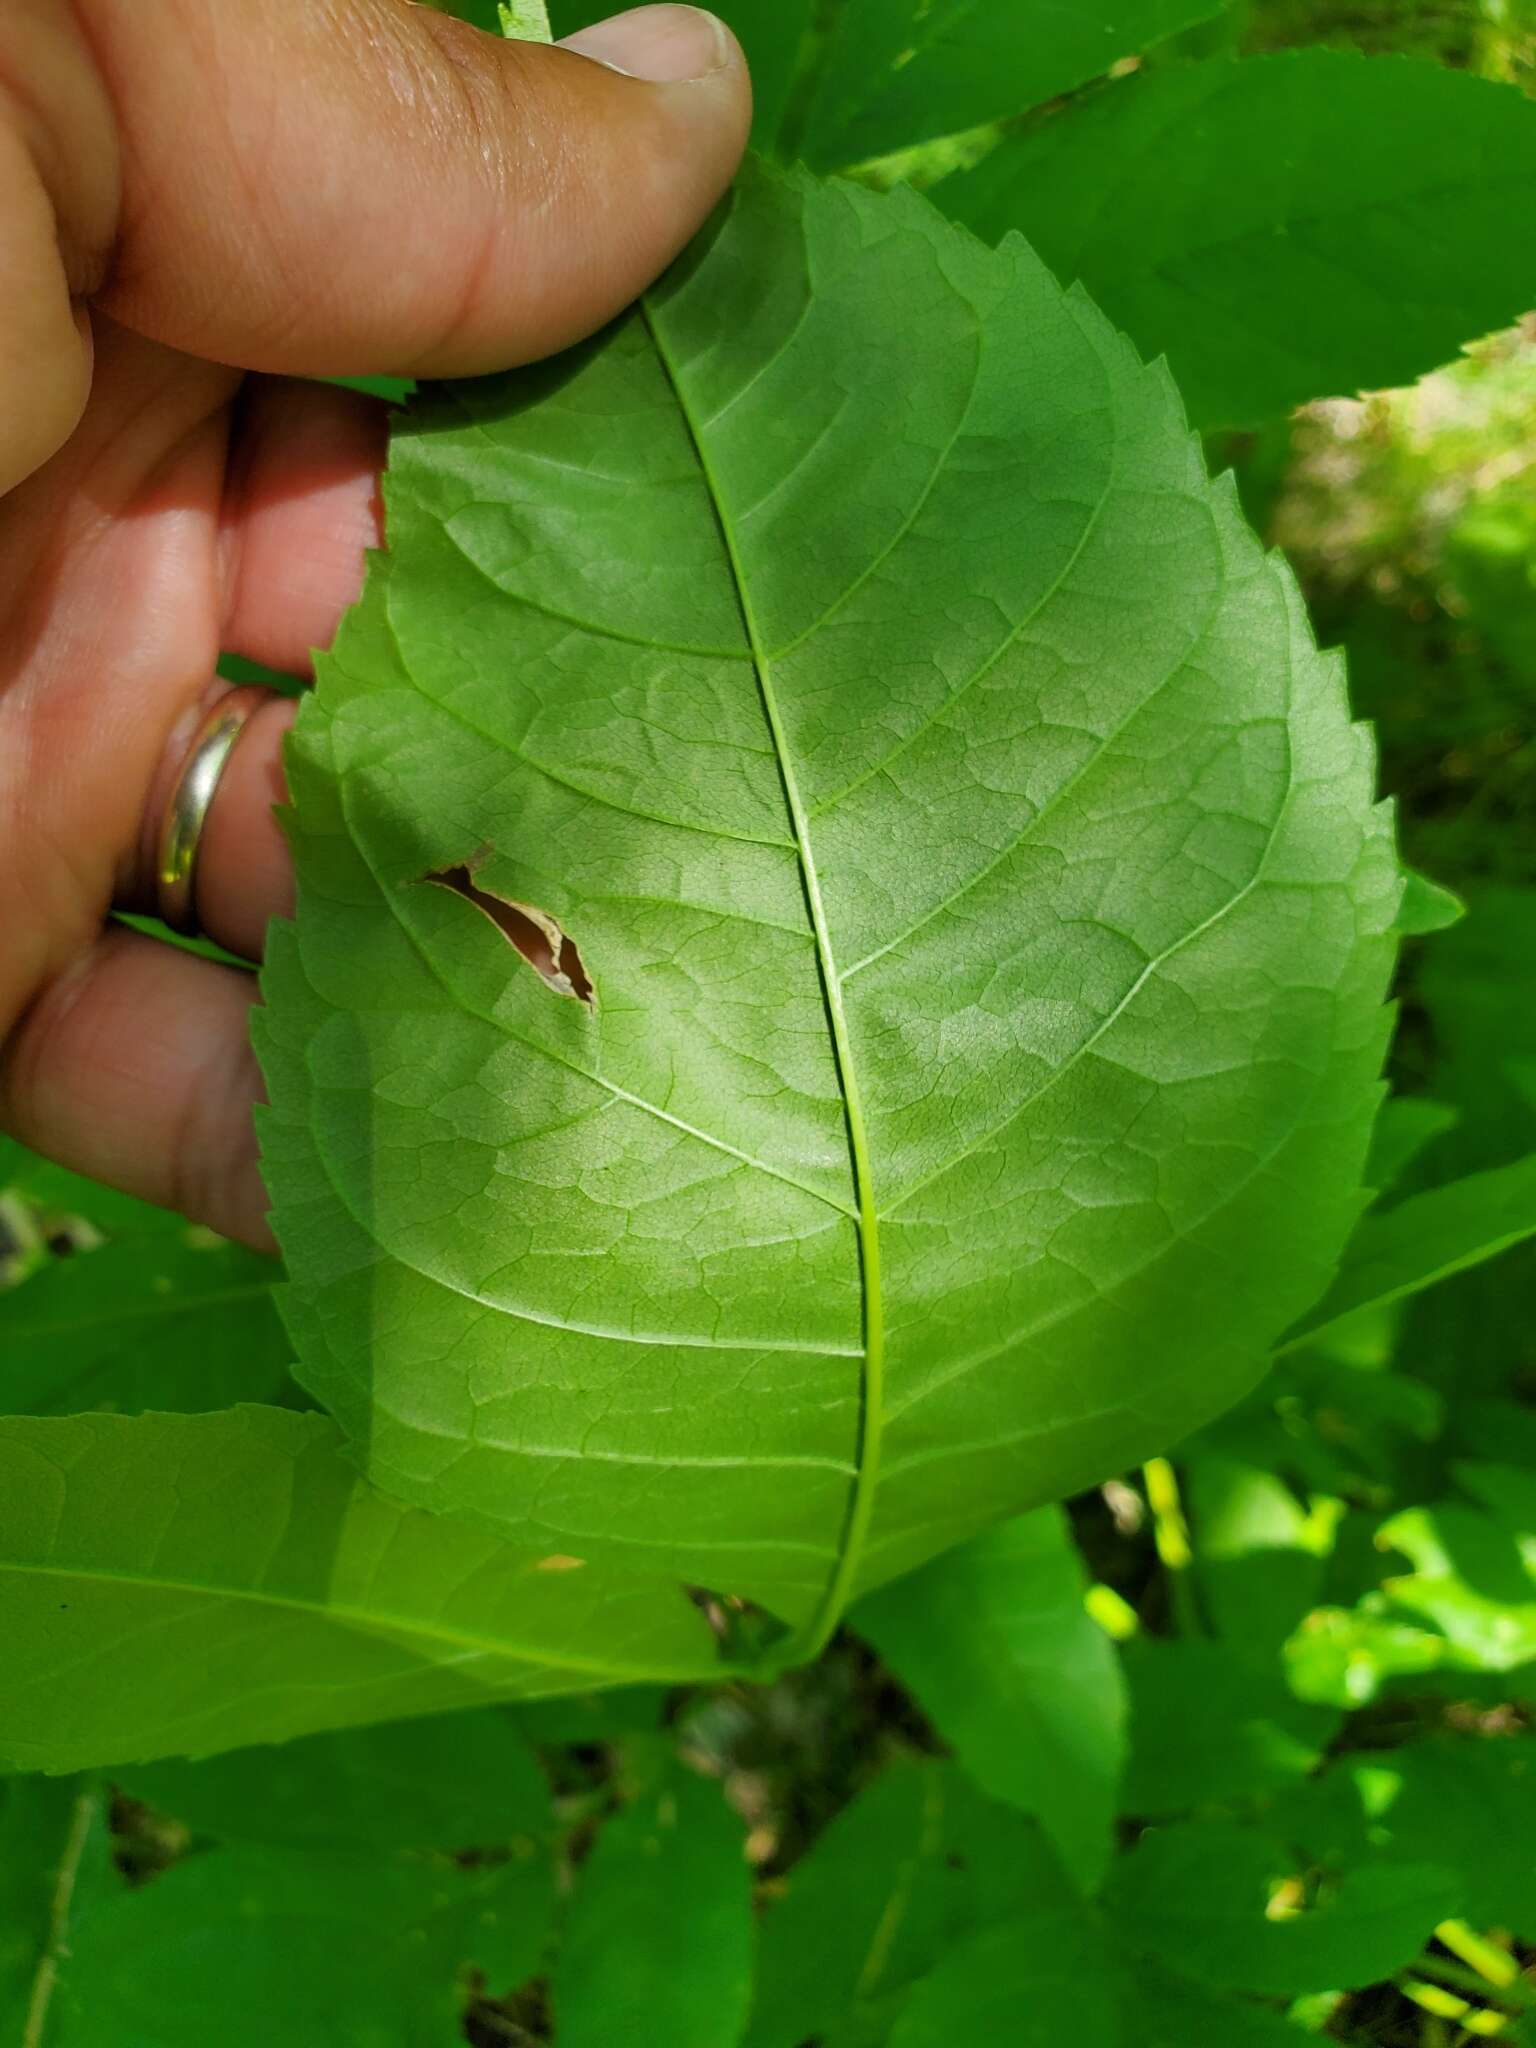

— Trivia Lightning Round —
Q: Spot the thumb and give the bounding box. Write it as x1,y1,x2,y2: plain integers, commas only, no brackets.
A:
53,1,751,380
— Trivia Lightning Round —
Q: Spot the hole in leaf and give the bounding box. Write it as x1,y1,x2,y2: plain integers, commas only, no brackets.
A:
425,863,594,1007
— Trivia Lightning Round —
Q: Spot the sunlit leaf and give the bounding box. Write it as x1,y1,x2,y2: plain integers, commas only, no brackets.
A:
0,1406,721,1771
257,158,1397,1678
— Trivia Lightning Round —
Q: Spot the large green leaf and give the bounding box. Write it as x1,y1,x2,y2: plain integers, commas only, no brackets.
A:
1280,1152,1536,1353
854,1508,1125,1888
550,1762,752,2048
939,52,1536,430
258,159,1397,1671
793,0,1223,170
0,1406,721,1772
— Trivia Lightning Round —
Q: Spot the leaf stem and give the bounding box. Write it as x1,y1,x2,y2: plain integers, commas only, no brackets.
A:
23,1784,100,2048
1436,1922,1528,1995
1397,1974,1510,2037
1417,1948,1536,2011
1142,1457,1204,1635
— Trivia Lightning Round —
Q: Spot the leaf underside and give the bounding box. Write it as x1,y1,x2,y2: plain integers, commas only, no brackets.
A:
257,160,1398,1687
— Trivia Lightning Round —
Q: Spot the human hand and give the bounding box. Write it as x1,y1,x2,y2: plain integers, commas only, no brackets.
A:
0,0,749,1249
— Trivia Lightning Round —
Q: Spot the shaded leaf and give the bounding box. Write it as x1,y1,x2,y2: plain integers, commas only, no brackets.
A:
1281,1152,1536,1353
1122,1639,1340,1817
0,1147,295,1419
0,1406,720,1772
940,53,1536,429
121,1709,550,1854
1281,1738,1536,1939
551,1762,752,2048
1127,1957,1322,2046
744,1763,1069,2048
259,159,1397,1668
1364,1098,1458,1199
854,1508,1124,1887
886,1907,1120,2048
1105,1816,1460,1997
795,0,1221,170
54,1843,551,2047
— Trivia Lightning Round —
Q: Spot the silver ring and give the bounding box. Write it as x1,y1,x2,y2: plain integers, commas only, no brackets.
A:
155,687,271,936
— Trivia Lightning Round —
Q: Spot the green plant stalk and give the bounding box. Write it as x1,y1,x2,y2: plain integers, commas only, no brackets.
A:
499,0,553,41
1143,1457,1204,1635
23,1784,101,2048
1417,1951,1536,2012
1436,1921,1527,1993
1398,1974,1510,2037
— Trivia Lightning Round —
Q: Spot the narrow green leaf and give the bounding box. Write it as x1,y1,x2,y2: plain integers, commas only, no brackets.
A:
796,0,1224,171
0,1779,112,2048
886,1909,1121,2048
259,158,1397,1662
1364,1098,1458,1199
1105,1817,1461,1997
1422,891,1536,1169
120,1710,550,1854
0,1406,722,1772
939,53,1536,429
854,1509,1125,1888
1281,1152,1536,1352
551,1763,752,2048
744,1763,1070,2048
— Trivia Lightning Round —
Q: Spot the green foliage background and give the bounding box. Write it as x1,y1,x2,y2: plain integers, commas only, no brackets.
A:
4,1,1536,2043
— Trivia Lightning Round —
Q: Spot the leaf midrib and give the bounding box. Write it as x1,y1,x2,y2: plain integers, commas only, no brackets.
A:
638,296,885,1664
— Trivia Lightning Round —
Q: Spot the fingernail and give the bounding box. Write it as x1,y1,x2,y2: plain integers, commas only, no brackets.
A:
559,4,730,82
